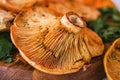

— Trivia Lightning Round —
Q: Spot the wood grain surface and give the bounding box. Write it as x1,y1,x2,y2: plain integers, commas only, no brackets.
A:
0,61,34,80
0,56,106,80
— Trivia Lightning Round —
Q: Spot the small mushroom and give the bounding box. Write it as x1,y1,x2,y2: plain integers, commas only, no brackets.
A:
10,6,104,74
0,9,14,31
0,0,37,12
104,38,120,80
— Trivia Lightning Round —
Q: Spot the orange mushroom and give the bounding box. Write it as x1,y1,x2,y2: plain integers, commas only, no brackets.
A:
11,6,104,74
104,38,120,80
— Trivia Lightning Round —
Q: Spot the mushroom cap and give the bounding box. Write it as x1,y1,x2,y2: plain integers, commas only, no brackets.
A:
11,6,104,74
0,0,37,12
104,38,120,80
48,0,100,21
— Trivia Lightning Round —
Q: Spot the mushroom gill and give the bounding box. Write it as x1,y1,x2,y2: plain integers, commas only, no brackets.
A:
10,6,104,74
104,38,120,80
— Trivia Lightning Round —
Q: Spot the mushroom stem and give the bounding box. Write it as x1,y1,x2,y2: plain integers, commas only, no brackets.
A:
61,12,86,33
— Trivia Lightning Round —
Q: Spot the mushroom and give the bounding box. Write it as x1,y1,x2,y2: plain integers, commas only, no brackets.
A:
10,6,104,74
48,0,101,21
0,9,14,31
104,38,120,80
0,0,37,12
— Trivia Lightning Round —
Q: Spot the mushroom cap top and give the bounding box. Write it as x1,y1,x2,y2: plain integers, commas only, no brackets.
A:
0,0,37,12
48,0,100,21
11,6,104,74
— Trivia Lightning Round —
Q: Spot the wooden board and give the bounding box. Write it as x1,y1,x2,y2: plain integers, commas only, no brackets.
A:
0,56,106,80
0,61,34,80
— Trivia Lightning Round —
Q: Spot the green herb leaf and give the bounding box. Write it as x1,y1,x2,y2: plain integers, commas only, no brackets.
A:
0,32,13,62
87,8,120,42
3,57,12,63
